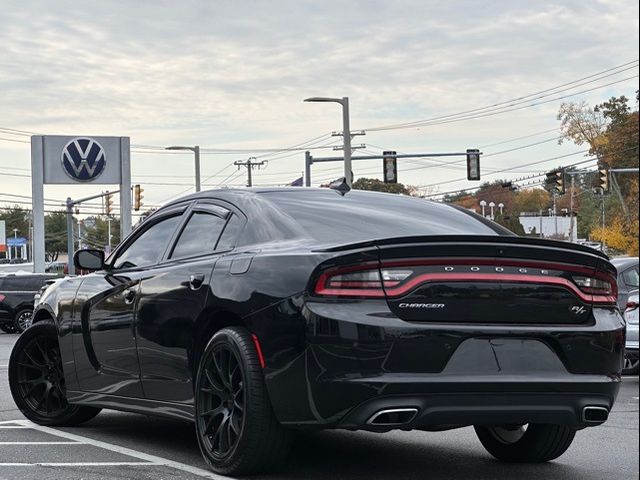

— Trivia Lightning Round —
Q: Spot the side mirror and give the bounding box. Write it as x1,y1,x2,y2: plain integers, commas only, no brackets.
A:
74,249,105,272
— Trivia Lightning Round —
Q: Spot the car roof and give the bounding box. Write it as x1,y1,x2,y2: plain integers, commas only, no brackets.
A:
611,257,639,270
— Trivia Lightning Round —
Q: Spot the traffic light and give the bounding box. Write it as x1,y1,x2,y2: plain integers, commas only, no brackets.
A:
466,149,480,181
134,184,144,211
382,151,397,184
599,168,610,194
555,168,565,195
104,191,113,215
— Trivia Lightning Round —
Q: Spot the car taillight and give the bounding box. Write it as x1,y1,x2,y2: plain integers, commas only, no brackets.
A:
0,294,5,302
315,266,413,297
571,275,617,301
626,301,639,311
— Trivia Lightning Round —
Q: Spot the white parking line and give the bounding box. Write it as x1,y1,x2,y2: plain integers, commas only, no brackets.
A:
0,462,153,467
0,426,30,429
0,441,83,445
10,420,230,479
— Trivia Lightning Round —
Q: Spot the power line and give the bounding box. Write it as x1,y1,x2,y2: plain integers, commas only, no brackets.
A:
362,60,639,131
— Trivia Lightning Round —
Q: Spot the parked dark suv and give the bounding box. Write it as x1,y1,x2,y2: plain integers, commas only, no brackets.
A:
0,273,60,333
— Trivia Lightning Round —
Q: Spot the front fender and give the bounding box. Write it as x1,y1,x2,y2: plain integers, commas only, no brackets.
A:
32,276,86,392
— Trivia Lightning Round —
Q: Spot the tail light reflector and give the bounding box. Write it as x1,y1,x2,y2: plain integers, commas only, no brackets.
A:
0,294,5,302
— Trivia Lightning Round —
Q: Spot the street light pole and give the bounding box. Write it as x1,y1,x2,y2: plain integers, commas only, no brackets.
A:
341,97,352,187
165,145,201,192
304,96,352,187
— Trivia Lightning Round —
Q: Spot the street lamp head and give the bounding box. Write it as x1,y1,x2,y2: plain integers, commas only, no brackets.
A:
304,97,344,104
498,203,504,208
165,146,195,152
479,200,487,206
489,202,496,207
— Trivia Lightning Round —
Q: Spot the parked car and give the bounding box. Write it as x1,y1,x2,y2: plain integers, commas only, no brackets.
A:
623,291,639,375
0,273,61,333
9,188,624,475
611,257,639,311
45,261,68,275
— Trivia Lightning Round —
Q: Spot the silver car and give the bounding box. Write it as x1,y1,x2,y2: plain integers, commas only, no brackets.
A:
623,291,639,375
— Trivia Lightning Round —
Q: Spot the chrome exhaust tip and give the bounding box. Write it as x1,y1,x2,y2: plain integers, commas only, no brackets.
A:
582,406,609,423
366,408,419,426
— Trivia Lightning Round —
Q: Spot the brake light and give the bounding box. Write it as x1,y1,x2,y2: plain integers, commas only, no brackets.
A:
315,266,413,297
0,294,5,302
626,301,639,311
571,274,618,303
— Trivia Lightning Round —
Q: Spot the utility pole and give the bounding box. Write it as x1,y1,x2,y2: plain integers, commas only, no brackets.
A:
234,158,266,187
569,175,575,242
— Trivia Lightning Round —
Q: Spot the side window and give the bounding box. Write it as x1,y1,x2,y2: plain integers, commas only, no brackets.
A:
216,214,244,251
170,211,228,260
113,215,182,270
623,268,639,289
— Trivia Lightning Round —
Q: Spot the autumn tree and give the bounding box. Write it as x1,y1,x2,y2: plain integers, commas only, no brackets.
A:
557,95,639,254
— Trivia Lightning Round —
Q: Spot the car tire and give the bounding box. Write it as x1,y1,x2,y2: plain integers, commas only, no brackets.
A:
194,326,291,475
13,308,33,333
474,424,576,463
9,322,102,426
0,323,17,334
622,352,639,376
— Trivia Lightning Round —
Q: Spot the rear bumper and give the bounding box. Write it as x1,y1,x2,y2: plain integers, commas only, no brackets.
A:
338,380,617,431
252,297,625,431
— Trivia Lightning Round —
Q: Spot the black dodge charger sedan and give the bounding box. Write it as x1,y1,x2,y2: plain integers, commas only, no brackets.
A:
9,188,624,475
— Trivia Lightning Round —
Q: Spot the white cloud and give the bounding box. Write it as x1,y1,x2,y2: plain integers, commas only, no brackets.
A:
0,0,638,206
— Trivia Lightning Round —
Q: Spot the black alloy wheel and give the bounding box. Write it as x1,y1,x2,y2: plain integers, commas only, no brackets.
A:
198,344,245,458
14,308,33,333
0,323,17,334
195,326,291,475
9,322,101,426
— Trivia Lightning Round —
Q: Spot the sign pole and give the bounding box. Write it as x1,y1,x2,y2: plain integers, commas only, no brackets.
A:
31,136,46,273
66,198,75,275
119,137,132,238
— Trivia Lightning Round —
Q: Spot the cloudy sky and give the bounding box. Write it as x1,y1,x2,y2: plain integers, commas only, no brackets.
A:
0,0,638,214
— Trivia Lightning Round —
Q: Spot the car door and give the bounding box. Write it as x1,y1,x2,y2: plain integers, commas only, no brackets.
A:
72,207,186,397
135,201,246,403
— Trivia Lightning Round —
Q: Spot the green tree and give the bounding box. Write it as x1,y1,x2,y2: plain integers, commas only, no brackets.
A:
44,211,68,261
352,178,414,195
84,216,121,251
0,205,30,239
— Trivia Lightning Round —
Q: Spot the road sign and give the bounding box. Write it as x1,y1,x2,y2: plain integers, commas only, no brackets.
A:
31,135,132,273
7,237,27,247
41,135,123,185
0,220,5,253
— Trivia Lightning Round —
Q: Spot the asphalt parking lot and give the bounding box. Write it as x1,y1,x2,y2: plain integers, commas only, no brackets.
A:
0,333,638,480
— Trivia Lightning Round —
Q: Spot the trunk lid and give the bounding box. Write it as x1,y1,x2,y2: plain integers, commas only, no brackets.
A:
373,235,615,324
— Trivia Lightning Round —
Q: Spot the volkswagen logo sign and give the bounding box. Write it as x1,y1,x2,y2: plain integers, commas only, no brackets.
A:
61,137,106,182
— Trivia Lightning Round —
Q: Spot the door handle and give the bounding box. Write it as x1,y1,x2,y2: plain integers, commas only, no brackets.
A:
123,288,137,304
189,274,205,290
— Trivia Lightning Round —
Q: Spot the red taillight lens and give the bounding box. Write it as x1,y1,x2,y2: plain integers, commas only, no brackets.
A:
315,267,413,297
0,294,5,302
571,275,618,303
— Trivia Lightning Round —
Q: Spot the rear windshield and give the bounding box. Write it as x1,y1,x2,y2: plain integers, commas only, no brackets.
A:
262,190,509,244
